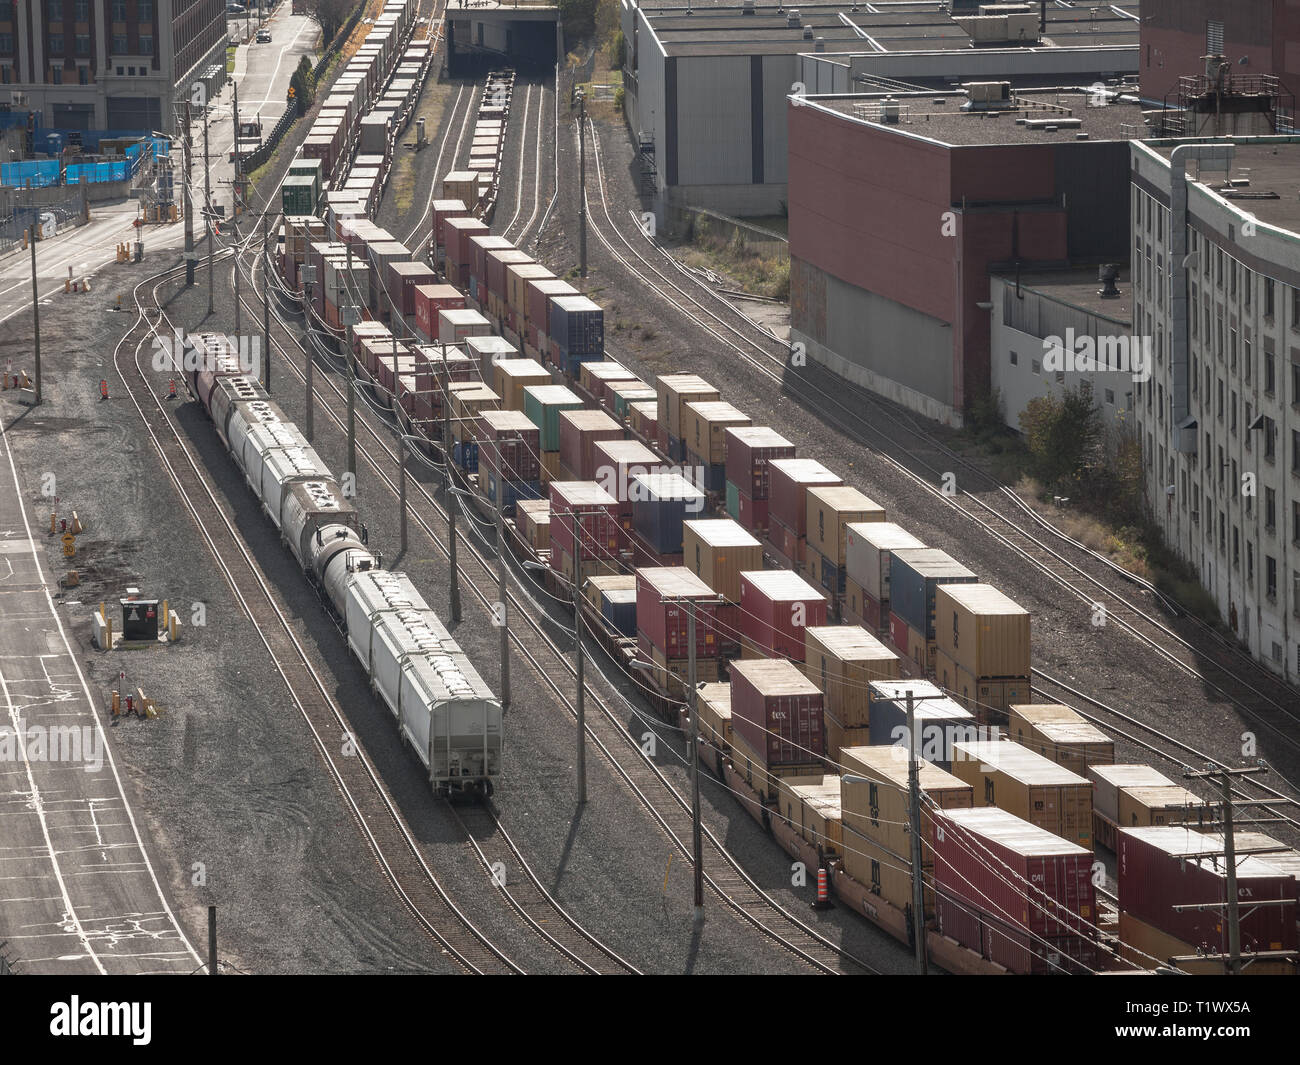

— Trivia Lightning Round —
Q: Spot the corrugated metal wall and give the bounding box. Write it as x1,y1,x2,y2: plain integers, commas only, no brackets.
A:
676,55,752,186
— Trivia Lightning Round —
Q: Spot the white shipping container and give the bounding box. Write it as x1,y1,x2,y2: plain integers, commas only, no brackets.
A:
845,521,925,603
439,308,492,344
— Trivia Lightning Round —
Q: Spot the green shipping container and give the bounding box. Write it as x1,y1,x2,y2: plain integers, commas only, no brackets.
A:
287,158,323,208
613,386,656,419
281,175,317,217
523,384,585,452
726,479,740,521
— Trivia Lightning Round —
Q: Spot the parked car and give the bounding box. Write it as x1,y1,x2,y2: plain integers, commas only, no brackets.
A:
255,29,271,43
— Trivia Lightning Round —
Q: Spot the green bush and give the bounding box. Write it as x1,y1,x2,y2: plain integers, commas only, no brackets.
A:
1018,381,1102,490
559,0,599,37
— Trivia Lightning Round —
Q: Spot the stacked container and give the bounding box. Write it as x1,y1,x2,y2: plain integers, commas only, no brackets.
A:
579,361,638,408
933,583,1031,721
547,481,621,583
655,373,719,458
766,458,842,572
609,381,657,422
951,740,1094,849
438,308,492,345
523,384,585,483
443,216,489,289
866,679,977,770
804,485,886,613
1007,704,1114,779
442,171,479,210
559,409,623,482
840,745,973,918
516,497,550,553
387,261,438,323
933,806,1100,974
682,401,750,494
728,658,826,803
463,335,518,382
776,776,843,857
525,277,578,358
724,426,795,533
485,248,535,323
430,198,469,265
630,471,706,564
737,569,827,661
549,295,604,375
591,438,659,531
627,400,659,443
491,358,550,413
844,521,925,633
467,235,514,307
682,518,763,651
697,682,733,750
802,625,900,759
505,262,554,338
888,547,978,671
635,566,719,696
479,408,542,515
412,284,466,344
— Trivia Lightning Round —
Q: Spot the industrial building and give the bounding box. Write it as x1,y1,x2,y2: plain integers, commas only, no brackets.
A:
0,0,227,133
444,0,559,72
619,0,1140,220
1130,71,1300,680
786,85,1136,425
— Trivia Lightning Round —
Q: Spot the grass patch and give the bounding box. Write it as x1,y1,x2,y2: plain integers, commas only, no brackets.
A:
384,78,454,217
678,216,790,300
226,45,236,74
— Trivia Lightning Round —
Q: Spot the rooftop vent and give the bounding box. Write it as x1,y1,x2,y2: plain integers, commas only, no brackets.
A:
803,26,814,39
883,96,900,123
1098,264,1121,299
960,81,1014,110
787,9,801,27
1024,116,1082,129
742,0,755,13
815,35,825,52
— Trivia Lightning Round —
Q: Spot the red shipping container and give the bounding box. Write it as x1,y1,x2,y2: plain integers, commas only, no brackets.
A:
635,567,718,660
592,439,659,527
714,602,743,648
737,491,770,536
479,409,541,483
444,217,489,272
547,481,620,572
468,235,513,298
431,198,469,249
767,458,842,541
862,591,883,632
726,427,796,501
888,611,909,653
486,248,534,303
413,284,466,342
559,409,623,482
767,515,800,568
1118,826,1298,954
413,344,475,385
387,261,438,319
351,321,393,357
933,807,1099,975
738,570,827,661
729,658,825,765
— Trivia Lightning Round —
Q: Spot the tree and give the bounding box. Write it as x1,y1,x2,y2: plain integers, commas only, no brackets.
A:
1018,380,1103,489
303,0,359,45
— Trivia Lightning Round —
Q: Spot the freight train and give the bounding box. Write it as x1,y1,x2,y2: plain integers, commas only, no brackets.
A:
184,332,502,796
265,46,1300,972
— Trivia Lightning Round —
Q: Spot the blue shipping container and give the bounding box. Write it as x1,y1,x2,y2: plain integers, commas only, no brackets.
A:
600,588,637,637
454,439,479,473
631,473,705,555
866,680,977,770
486,472,541,516
666,435,686,463
888,548,978,639
549,295,603,359
820,556,846,596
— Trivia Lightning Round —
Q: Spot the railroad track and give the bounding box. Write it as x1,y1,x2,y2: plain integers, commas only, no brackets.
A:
579,119,1300,811
229,220,881,974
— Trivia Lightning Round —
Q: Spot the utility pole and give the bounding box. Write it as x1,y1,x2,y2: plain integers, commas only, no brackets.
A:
207,905,217,976
577,92,587,279
399,435,408,554
345,240,356,481
495,436,511,713
572,540,586,804
1183,764,1270,975
303,231,314,440
231,79,242,221
183,101,195,286
28,226,40,405
686,597,707,925
905,689,929,975
202,109,213,315
262,213,271,392
232,214,241,334
441,351,461,623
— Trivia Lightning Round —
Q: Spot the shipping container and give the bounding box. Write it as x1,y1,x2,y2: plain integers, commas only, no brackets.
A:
844,521,924,615
516,497,550,550
1008,704,1114,778
655,374,719,452
524,277,578,352
951,740,1094,849
505,262,554,326
579,361,638,407
478,408,542,483
442,170,479,208
438,308,492,345
444,216,490,281
485,248,535,317
467,235,514,303
635,566,718,661
682,400,750,469
609,382,657,420
462,334,518,381
888,548,978,641
696,681,733,750
559,409,623,482
725,426,796,505
590,438,660,521
1117,786,1209,832
1118,826,1298,955
730,658,826,768
777,776,843,856
1089,764,1179,827
631,472,706,556
598,587,637,637
430,198,469,256
585,573,636,614
549,295,604,373
933,582,1030,686
805,485,885,573
492,358,550,413
840,745,973,915
547,481,621,574
280,174,318,216
866,679,977,770
412,283,466,343
523,384,585,452
448,384,499,443
766,458,842,569
802,626,900,753
933,806,1099,974
387,261,438,319
737,570,828,662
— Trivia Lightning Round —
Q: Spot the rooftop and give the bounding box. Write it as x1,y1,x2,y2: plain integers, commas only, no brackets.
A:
991,267,1136,324
1144,140,1300,235
807,86,1144,146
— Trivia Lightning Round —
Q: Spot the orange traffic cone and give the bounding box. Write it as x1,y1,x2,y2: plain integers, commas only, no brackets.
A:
813,867,833,910
168,378,177,400
100,379,108,400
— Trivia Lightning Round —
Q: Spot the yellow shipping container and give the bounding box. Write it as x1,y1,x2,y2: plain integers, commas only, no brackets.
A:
952,740,1094,849
492,358,550,412
839,745,973,863
776,775,843,856
655,373,719,442
730,729,820,803
1118,911,1295,975
825,721,871,764
450,384,499,442
506,262,554,317
933,582,1031,681
516,498,550,551
803,625,900,734
585,573,635,613
1008,703,1115,777
696,682,732,749
1117,786,1209,831
682,400,750,466
841,824,940,919
935,649,1033,721
805,485,886,570
682,519,763,604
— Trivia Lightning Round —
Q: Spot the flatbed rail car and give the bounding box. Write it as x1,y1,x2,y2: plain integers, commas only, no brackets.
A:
184,330,502,796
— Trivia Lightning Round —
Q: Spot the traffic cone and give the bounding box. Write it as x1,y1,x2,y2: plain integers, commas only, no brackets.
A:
100,379,108,400
168,378,177,400
812,867,834,910
49,511,57,535
71,512,84,534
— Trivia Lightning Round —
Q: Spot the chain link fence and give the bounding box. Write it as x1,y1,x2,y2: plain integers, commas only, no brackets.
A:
0,187,88,257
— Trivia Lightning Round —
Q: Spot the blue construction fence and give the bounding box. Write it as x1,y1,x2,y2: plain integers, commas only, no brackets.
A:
1,135,170,189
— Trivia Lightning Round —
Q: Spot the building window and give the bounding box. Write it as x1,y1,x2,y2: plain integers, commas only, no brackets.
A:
1216,249,1223,288
50,65,61,83
1217,379,1224,421
127,65,135,76
1266,487,1276,531
113,34,127,53
1264,417,1277,461
1247,542,1253,583
1293,500,1300,543
139,35,153,54
1293,359,1300,405
1292,287,1300,330
48,34,63,53
74,0,87,21
1219,512,1226,554
48,0,62,20
1230,260,1237,298
1244,269,1252,308
1245,402,1253,452
1293,429,1300,475
0,35,11,53
1264,278,1275,318
1232,526,1239,568
1217,445,1225,487
1031,359,1040,375
1231,392,1237,435
77,64,88,85
75,34,88,55
1230,329,1237,372
139,0,153,20
1244,338,1252,385
1009,350,1018,366
115,66,123,75
1265,352,1275,395
1105,388,1115,405
112,0,126,21
1266,555,1277,600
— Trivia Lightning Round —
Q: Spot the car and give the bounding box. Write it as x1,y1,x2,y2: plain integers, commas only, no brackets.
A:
255,29,271,42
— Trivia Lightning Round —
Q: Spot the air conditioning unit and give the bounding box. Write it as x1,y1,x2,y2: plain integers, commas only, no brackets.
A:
11,91,27,107
962,81,1012,105
787,9,801,27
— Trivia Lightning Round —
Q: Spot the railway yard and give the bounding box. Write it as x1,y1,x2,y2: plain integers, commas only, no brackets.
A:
1,0,1299,1014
